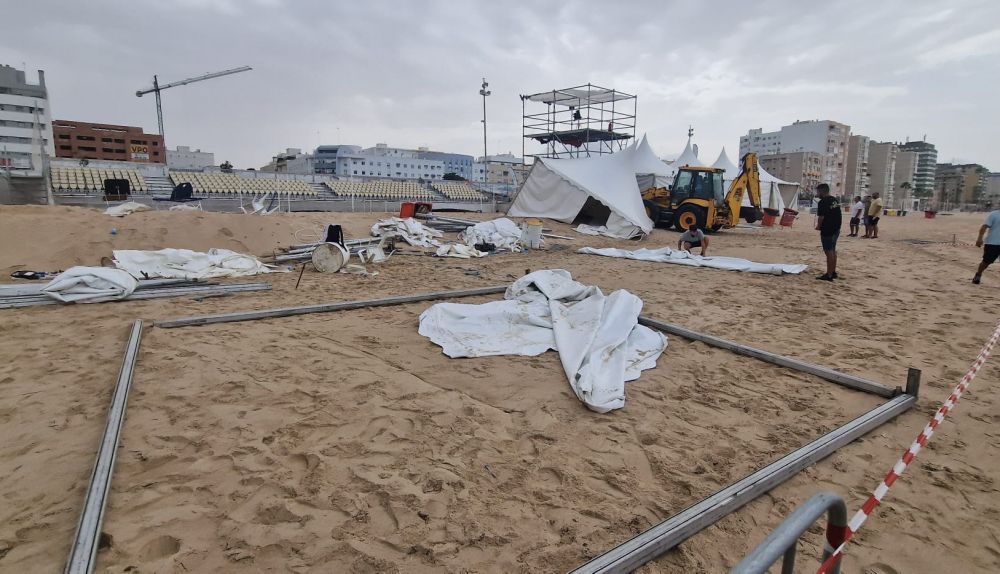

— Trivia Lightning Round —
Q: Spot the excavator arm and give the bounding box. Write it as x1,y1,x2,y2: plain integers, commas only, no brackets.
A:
721,152,762,227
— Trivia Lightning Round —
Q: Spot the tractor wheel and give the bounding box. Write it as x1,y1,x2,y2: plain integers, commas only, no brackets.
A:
643,200,661,227
674,204,707,232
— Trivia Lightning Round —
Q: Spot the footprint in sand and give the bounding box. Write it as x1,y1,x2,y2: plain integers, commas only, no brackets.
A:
862,564,900,574
139,535,181,560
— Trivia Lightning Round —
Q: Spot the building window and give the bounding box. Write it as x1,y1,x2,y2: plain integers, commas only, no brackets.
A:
59,145,71,150
78,146,96,151
57,134,70,140
102,147,114,153
114,138,124,144
101,138,112,143
76,135,95,141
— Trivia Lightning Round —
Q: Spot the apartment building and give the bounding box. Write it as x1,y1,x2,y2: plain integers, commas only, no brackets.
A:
740,120,851,195
0,64,53,177
867,142,898,202
845,135,870,198
52,120,164,163
898,140,937,198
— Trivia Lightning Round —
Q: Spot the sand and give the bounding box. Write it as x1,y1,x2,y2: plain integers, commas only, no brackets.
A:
0,205,998,573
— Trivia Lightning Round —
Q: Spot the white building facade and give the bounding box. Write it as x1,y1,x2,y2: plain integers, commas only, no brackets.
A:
740,120,851,195
167,145,215,170
0,65,53,177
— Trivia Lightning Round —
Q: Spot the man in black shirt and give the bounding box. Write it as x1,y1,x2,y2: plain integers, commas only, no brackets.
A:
814,183,842,281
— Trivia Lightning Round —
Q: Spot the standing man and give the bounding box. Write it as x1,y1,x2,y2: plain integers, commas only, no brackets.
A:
867,192,884,238
678,226,710,256
814,183,842,281
973,208,1000,284
848,196,864,237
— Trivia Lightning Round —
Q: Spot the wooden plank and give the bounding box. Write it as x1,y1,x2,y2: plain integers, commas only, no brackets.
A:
155,285,509,329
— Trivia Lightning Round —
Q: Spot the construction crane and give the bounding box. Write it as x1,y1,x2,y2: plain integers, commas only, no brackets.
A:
135,66,252,142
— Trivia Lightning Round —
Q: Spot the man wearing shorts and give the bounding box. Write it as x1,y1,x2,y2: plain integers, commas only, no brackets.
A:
848,196,863,237
973,208,1000,284
678,226,710,256
815,183,841,281
866,192,884,238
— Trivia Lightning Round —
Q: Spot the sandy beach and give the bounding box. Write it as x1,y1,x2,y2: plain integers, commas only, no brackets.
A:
1,205,998,573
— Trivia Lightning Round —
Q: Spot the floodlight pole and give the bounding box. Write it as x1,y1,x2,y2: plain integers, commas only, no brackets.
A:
479,77,490,185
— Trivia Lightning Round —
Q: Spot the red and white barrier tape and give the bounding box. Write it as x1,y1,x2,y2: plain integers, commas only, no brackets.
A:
816,321,1000,574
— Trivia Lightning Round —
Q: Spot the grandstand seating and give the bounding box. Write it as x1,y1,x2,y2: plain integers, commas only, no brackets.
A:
51,166,147,194
324,180,435,201
168,172,317,196
433,181,489,201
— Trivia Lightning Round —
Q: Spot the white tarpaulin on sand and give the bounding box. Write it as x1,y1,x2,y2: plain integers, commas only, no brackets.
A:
578,246,808,275
371,217,443,247
460,217,523,252
113,248,278,280
418,270,667,413
104,201,151,217
41,266,138,303
508,145,655,240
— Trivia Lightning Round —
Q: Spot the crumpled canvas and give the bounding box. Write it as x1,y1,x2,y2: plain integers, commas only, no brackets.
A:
460,218,523,252
113,248,279,280
418,270,667,413
104,201,151,217
577,246,808,275
41,266,138,303
371,217,443,247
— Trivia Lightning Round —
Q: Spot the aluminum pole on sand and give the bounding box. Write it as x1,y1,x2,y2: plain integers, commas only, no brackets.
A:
64,320,144,574
569,393,916,574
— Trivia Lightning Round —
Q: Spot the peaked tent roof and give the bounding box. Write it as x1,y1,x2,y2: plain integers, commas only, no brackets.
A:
711,147,740,180
631,135,674,177
669,137,705,168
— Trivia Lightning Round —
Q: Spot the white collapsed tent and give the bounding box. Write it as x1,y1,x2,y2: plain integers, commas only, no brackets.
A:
711,147,786,212
508,140,657,239
631,135,676,190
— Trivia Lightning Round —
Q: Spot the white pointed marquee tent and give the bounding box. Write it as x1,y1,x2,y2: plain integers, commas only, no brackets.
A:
507,151,655,239
508,139,660,239
711,147,788,212
669,137,704,169
631,135,675,190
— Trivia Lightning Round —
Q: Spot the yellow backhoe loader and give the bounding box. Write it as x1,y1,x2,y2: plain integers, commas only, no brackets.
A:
642,152,764,232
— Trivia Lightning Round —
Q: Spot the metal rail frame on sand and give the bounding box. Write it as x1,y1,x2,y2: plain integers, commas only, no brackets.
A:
66,286,918,573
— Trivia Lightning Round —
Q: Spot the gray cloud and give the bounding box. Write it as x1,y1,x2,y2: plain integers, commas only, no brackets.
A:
2,0,997,168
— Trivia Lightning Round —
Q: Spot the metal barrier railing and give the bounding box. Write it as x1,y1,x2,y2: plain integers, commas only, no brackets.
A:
730,491,848,574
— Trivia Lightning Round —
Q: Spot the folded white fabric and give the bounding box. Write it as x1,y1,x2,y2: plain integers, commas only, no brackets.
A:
104,201,151,217
435,244,486,258
41,266,138,303
460,217,523,251
371,217,443,247
113,248,278,280
578,246,808,275
418,269,667,413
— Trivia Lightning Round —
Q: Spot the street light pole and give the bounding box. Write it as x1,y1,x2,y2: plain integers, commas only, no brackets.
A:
479,77,490,185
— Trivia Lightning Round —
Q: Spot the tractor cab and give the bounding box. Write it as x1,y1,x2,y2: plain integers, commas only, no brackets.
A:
670,168,726,206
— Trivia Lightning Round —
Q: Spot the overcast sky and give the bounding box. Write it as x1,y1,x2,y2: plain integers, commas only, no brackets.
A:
3,0,998,169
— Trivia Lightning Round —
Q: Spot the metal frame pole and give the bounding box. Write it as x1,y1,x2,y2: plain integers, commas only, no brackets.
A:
155,285,508,328
570,394,916,574
638,317,896,398
153,75,163,140
65,320,144,574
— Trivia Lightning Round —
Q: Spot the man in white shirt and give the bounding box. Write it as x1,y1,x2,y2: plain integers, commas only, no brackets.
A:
678,227,709,256
848,196,863,237
973,209,1000,284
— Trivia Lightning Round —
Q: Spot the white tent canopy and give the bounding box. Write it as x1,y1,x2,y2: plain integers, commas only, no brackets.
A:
711,147,789,212
508,146,655,239
669,137,705,169
631,135,675,189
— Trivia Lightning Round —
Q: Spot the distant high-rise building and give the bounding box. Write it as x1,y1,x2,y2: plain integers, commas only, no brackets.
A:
759,151,824,195
934,163,989,206
0,64,53,177
845,135,870,198
898,140,937,197
868,142,898,202
740,119,851,195
894,150,918,207
987,173,1000,207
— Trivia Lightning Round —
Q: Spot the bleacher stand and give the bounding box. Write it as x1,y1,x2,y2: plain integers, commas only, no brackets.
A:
323,180,435,201
167,172,317,196
433,182,488,201
51,166,147,194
